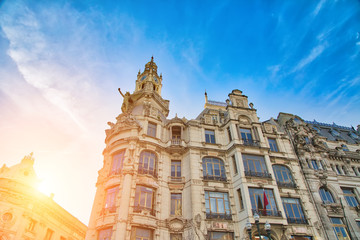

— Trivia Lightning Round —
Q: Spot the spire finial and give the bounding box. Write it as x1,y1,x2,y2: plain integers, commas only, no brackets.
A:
151,55,154,62
204,90,208,103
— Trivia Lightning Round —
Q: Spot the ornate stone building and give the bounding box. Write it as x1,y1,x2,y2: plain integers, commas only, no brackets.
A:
0,153,87,240
85,58,325,240
277,113,360,240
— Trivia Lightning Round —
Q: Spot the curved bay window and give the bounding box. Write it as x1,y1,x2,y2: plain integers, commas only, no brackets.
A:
202,157,226,181
110,151,125,175
319,188,335,204
282,198,307,224
273,165,296,188
138,151,157,177
205,191,231,220
134,186,155,215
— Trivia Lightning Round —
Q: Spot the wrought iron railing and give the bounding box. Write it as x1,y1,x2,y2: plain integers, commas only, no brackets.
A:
245,170,272,179
203,175,227,182
138,167,157,178
206,212,232,220
277,181,297,189
133,206,156,216
287,217,308,224
252,209,282,217
242,139,260,147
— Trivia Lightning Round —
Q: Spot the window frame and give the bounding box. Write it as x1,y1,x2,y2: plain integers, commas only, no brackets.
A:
319,188,336,204
205,129,216,144
170,160,181,181
147,122,157,138
282,198,307,224
239,128,253,144
138,151,157,177
227,127,232,142
202,157,227,181
105,186,118,213
98,228,112,240
170,193,182,216
268,138,279,152
134,186,155,215
208,231,234,240
242,154,270,178
273,165,295,188
248,188,279,217
232,155,238,175
205,191,231,220
110,150,125,175
130,227,153,240
330,217,350,240
342,188,359,207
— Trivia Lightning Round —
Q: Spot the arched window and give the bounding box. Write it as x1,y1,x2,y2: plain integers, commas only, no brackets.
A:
273,165,296,188
202,157,226,181
319,187,335,204
110,150,125,175
138,151,157,177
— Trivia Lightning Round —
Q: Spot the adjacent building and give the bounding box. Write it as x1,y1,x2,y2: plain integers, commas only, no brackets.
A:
277,113,360,240
85,58,344,240
0,153,87,240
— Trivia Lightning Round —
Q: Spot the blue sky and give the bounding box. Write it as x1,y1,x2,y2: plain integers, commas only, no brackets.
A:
1,0,360,224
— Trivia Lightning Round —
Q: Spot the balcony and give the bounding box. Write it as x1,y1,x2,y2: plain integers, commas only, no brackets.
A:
287,217,308,224
245,170,272,179
168,176,185,183
252,209,282,217
277,181,297,189
203,175,227,182
242,139,260,147
171,138,181,145
138,167,157,178
206,212,232,220
133,206,156,216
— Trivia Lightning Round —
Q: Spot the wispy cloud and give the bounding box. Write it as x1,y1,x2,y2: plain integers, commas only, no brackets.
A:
313,0,326,16
291,44,326,73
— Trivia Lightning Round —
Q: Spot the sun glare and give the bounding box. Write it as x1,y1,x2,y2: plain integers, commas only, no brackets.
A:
37,180,54,197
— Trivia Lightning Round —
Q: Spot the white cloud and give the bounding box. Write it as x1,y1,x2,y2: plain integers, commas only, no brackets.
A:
313,0,326,16
291,44,326,73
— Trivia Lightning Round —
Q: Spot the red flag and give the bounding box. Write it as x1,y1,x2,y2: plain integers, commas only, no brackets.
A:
263,189,269,215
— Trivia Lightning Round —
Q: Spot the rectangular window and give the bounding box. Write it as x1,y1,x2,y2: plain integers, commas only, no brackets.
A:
105,186,118,212
330,218,350,240
311,160,319,170
134,186,154,215
248,188,279,217
131,227,153,240
227,127,232,142
205,191,231,220
342,188,359,207
242,154,269,178
268,138,279,152
205,129,216,144
147,122,157,138
44,229,54,240
111,151,125,175
171,160,181,182
282,198,307,224
170,193,182,216
292,236,313,240
237,189,244,210
240,128,253,144
335,165,342,175
232,155,238,175
208,232,234,240
171,126,181,144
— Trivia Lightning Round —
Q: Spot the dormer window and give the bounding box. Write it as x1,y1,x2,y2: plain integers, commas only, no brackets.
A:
341,144,349,152
331,129,340,137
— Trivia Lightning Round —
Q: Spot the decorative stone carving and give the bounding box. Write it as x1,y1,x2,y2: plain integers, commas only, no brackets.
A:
167,218,185,232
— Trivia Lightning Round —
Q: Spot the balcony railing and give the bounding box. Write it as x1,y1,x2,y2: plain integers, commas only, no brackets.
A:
277,181,297,189
245,170,272,179
109,169,121,176
203,175,227,182
252,209,282,217
206,212,232,220
138,167,157,178
171,138,181,145
133,206,156,216
287,217,308,224
168,176,185,183
242,139,260,147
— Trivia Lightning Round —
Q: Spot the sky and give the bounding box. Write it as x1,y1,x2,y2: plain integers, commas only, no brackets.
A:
0,0,360,225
